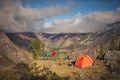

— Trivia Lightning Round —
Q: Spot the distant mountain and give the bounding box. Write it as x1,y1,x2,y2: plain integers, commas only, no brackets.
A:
4,22,120,57
0,21,119,66
36,33,96,48
6,32,37,52
35,22,120,58
0,31,33,67
92,21,120,48
0,21,119,76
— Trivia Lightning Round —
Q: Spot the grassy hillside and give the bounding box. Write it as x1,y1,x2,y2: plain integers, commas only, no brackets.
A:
0,59,118,80
28,60,116,80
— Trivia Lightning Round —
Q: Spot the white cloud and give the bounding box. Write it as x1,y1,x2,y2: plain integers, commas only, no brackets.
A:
44,23,52,28
42,8,120,33
76,12,81,17
117,7,120,11
1,0,120,33
0,0,70,32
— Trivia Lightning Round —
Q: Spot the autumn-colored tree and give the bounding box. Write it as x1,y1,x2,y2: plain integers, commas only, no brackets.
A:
30,38,45,60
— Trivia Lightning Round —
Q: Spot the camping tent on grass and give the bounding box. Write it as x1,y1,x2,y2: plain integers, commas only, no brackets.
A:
75,55,93,68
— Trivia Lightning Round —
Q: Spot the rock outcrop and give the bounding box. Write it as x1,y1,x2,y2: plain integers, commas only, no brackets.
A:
105,51,120,74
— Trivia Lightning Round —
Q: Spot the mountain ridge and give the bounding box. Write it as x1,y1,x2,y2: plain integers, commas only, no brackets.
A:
0,21,120,71
0,31,33,67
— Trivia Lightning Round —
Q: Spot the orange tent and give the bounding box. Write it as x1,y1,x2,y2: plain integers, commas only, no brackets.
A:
75,55,93,68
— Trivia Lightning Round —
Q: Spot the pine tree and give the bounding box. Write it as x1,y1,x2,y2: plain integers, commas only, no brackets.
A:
30,38,45,60
109,36,118,51
97,44,105,60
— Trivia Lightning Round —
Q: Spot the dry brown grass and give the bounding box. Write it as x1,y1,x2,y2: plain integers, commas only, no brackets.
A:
28,59,115,80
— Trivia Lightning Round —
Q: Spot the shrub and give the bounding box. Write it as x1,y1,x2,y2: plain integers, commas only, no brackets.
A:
109,36,119,51
14,62,69,80
0,69,20,80
67,63,73,66
58,63,62,65
97,44,105,60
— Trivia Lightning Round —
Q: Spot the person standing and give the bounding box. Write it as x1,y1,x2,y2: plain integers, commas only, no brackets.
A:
52,50,57,57
52,50,57,66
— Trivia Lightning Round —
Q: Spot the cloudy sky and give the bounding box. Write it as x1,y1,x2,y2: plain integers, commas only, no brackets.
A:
0,0,120,33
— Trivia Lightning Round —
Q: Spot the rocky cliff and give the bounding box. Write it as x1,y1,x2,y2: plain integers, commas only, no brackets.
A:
6,32,37,52
0,31,33,67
